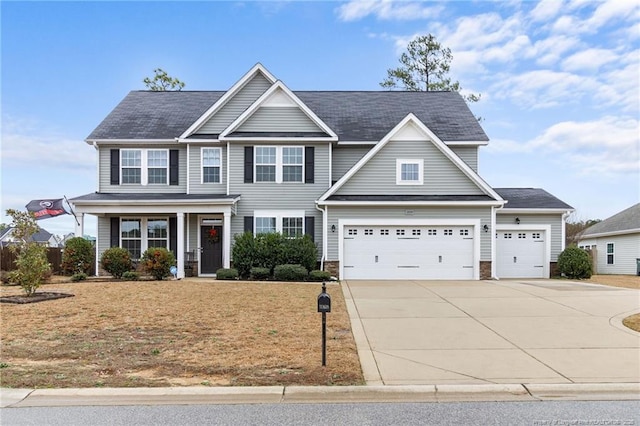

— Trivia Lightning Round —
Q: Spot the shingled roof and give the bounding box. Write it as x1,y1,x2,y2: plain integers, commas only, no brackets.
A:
494,188,574,210
582,203,640,237
86,90,488,142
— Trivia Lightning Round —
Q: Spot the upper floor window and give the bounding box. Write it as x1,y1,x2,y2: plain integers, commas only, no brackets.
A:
121,149,168,185
282,147,303,182
202,148,221,184
122,150,142,184
147,150,168,184
255,147,277,182
254,146,304,183
396,159,423,185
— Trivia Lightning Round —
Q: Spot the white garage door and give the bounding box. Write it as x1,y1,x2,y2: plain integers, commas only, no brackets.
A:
496,230,546,278
343,225,475,280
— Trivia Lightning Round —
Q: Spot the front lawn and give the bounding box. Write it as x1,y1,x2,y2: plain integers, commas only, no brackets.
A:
0,278,363,388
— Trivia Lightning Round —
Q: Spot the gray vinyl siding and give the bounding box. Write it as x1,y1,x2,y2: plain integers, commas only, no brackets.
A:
326,205,492,261
236,107,323,133
332,145,372,183
196,73,272,134
97,216,111,264
449,146,478,172
582,234,640,275
188,144,227,194
227,142,331,260
336,139,484,196
496,213,565,261
98,145,187,193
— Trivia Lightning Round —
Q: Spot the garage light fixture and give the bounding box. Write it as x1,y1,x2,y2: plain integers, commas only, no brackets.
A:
515,217,520,224
483,224,489,232
331,224,336,233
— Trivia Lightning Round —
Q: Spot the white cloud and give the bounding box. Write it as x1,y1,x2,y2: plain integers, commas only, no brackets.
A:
336,0,443,22
529,35,581,66
561,48,619,72
530,0,564,23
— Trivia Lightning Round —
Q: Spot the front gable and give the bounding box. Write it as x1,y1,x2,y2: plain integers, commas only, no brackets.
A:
220,81,337,141
320,114,502,202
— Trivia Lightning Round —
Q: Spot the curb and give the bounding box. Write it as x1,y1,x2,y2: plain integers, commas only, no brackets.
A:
2,383,638,408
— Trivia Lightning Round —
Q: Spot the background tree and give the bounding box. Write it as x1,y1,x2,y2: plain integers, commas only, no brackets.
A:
5,209,51,296
566,216,601,247
381,34,480,104
143,68,185,91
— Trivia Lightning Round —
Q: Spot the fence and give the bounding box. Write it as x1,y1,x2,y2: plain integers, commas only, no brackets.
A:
0,246,96,275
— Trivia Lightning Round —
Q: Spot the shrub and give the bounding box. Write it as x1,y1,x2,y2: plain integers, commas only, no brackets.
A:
253,233,286,274
0,270,12,285
101,247,133,279
557,245,592,279
216,268,238,280
71,272,88,282
141,247,176,280
309,270,332,282
281,235,318,272
273,264,308,281
232,232,256,279
250,267,271,280
122,271,140,281
61,237,95,275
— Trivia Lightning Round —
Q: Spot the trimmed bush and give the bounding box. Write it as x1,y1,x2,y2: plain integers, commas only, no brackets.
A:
281,235,317,273
216,268,238,280
557,245,592,279
309,270,332,282
101,247,133,279
141,247,176,280
273,264,308,281
122,271,140,281
70,272,88,282
61,237,95,275
253,233,285,274
231,232,256,279
250,267,271,280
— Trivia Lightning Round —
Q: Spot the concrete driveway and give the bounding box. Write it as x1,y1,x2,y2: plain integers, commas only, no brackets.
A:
342,279,640,386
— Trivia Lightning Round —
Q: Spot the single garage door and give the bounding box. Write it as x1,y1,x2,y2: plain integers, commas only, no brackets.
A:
343,225,475,280
496,230,546,278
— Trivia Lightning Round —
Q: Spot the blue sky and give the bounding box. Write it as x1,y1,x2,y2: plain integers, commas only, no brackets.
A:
1,0,638,237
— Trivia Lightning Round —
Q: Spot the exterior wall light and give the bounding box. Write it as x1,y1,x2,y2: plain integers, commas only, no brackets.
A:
515,217,520,224
331,224,336,233
483,224,489,232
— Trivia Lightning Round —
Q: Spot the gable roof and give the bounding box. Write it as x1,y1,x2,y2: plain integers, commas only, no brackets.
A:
494,188,574,210
86,90,487,143
582,203,640,237
319,113,502,203
0,226,54,243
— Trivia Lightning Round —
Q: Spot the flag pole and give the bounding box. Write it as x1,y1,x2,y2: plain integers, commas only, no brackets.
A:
64,195,80,227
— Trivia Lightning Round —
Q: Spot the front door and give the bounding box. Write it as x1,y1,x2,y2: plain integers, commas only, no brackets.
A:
200,225,223,274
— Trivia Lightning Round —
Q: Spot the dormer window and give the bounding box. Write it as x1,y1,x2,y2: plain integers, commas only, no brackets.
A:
396,159,423,185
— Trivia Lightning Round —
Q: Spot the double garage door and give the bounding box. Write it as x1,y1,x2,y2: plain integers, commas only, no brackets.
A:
343,225,475,280
496,230,546,278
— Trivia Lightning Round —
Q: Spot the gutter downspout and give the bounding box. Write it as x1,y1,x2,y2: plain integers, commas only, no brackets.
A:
561,210,571,251
93,141,99,276
492,203,504,280
315,202,327,271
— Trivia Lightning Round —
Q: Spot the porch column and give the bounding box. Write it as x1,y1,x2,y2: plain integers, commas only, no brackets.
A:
223,209,231,269
74,213,84,237
176,212,185,279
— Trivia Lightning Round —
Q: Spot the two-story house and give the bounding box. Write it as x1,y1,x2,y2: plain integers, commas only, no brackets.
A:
70,63,573,280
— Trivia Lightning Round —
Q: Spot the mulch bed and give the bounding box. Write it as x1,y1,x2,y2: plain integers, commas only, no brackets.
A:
0,292,74,304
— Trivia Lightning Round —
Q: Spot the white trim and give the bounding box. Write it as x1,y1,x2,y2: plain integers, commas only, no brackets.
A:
606,241,615,265
119,217,170,259
226,141,230,196
490,205,497,279
318,113,503,202
495,224,551,279
338,218,481,280
197,213,229,277
581,228,640,239
179,63,278,139
178,138,221,143
201,147,223,184
94,142,100,193
86,139,176,145
253,146,305,184
444,141,489,146
219,80,338,141
186,144,190,194
120,148,169,186
318,200,504,207
396,159,424,185
337,141,377,145
499,208,575,214
253,209,305,235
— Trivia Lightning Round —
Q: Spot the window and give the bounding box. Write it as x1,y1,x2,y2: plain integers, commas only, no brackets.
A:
255,147,277,182
121,150,142,184
396,159,424,185
202,148,221,184
282,217,303,237
396,229,405,236
532,233,541,239
460,229,469,236
504,233,512,239
147,150,168,184
518,233,526,239
428,229,437,236
121,219,142,259
444,229,453,236
412,229,421,236
282,147,303,182
607,243,614,265
380,229,389,235
348,229,358,236
147,219,168,249
256,217,276,234
364,229,374,235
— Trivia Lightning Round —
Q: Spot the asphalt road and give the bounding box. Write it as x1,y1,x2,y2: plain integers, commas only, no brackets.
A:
2,401,639,426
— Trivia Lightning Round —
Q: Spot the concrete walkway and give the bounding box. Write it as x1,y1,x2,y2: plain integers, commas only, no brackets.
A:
342,279,640,386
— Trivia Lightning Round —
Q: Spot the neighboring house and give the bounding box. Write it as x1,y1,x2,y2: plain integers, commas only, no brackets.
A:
578,203,640,275
70,63,573,280
0,226,59,247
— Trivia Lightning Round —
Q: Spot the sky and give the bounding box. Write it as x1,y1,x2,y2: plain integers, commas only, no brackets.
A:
1,0,639,238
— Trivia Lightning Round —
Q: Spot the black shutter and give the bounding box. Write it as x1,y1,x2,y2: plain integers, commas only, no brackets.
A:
169,217,177,257
305,146,314,184
244,216,254,234
305,216,315,242
169,150,179,185
110,217,120,247
110,149,120,185
244,146,254,183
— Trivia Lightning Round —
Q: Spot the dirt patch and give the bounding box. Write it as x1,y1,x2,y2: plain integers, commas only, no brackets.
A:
584,275,640,290
0,278,363,388
0,292,74,304
622,314,640,333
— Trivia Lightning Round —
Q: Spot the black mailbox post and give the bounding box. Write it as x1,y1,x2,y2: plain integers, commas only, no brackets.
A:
318,282,331,366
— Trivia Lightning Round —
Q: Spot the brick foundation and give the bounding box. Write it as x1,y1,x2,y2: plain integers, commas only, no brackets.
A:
550,262,558,277
324,261,339,279
480,261,492,280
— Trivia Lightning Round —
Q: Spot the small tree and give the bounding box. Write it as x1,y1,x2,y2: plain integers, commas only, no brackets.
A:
101,247,133,279
557,245,592,279
141,247,176,280
61,237,95,275
143,68,185,91
5,209,51,296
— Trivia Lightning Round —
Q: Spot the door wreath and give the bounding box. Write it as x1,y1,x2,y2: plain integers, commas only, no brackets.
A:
208,228,220,243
